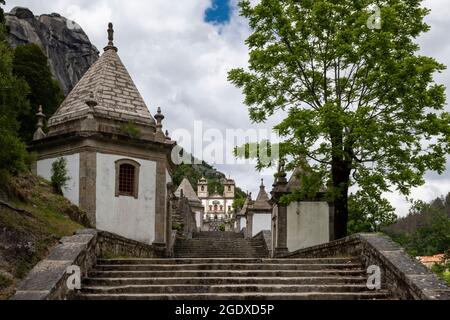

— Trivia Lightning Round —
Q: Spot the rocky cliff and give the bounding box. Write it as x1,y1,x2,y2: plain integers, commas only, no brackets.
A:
5,7,99,95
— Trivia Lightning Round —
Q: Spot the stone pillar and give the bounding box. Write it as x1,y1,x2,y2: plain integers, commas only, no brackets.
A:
328,202,335,241
274,203,288,257
153,160,167,249
271,162,288,257
165,182,174,257
246,213,253,239
79,150,97,226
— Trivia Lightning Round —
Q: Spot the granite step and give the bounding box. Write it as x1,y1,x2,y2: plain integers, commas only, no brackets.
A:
80,284,374,294
73,291,390,300
96,257,358,265
83,276,368,286
94,263,363,271
88,269,367,278
75,256,393,300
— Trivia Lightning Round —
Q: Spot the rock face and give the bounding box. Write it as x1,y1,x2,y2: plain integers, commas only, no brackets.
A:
5,7,99,95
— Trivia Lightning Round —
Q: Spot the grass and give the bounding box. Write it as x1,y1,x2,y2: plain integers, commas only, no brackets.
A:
0,173,85,299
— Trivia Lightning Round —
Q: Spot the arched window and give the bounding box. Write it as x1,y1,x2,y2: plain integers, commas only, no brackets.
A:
220,205,223,211
214,204,218,211
201,186,204,191
209,205,213,211
228,186,231,191
115,159,140,199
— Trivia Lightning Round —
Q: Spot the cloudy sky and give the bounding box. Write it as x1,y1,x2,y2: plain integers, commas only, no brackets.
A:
4,0,450,216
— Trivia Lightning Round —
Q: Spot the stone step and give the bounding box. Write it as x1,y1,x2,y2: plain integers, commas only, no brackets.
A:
172,254,269,258
193,232,244,239
80,284,375,294
73,291,389,300
97,258,357,265
84,276,368,286
89,269,367,278
94,263,363,271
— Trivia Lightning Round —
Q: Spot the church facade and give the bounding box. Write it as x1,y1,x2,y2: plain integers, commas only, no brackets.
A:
197,177,236,231
29,23,175,247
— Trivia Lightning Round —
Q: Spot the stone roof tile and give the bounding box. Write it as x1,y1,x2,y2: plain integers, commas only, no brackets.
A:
48,42,155,127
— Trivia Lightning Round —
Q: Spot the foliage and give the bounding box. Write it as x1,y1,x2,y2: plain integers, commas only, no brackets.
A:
229,0,450,239
347,190,397,234
431,251,450,285
119,121,140,138
219,224,226,232
0,3,30,181
208,179,224,195
172,163,203,188
386,197,450,257
12,44,64,142
50,158,70,195
384,193,450,235
0,173,84,299
232,186,248,211
0,1,5,27
0,273,12,291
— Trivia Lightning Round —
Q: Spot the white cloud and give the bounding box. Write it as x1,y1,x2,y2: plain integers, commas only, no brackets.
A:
4,0,450,216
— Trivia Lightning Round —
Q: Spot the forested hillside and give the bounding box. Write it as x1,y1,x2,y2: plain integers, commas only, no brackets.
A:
383,194,450,257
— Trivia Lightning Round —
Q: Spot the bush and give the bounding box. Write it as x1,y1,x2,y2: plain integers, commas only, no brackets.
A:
119,122,140,138
219,224,225,232
51,158,70,194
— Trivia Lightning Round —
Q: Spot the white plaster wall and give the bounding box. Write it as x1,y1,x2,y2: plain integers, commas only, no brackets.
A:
240,216,247,231
96,153,156,244
195,211,201,228
37,154,80,206
252,213,272,237
287,201,329,252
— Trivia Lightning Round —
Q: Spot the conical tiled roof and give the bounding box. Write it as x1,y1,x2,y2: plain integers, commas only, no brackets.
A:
48,25,155,128
175,178,201,202
252,179,272,211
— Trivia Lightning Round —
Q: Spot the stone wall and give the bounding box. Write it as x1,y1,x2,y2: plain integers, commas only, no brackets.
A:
253,230,272,258
171,196,197,239
11,229,161,300
94,230,164,258
284,233,450,300
286,201,330,252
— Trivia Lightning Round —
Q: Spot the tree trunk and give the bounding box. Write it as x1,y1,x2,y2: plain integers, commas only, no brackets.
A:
331,158,351,239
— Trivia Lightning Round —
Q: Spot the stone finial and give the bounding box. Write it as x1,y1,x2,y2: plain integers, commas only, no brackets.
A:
104,22,118,52
276,159,287,184
260,178,265,188
108,22,114,45
165,129,171,141
154,107,166,142
33,105,46,140
155,107,165,130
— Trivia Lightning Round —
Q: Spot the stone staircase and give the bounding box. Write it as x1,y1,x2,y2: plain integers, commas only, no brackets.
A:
72,257,390,300
70,232,392,300
173,231,268,258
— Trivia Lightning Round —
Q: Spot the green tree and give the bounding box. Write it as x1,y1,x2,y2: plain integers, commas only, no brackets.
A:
229,0,450,239
13,44,64,142
0,1,5,26
232,187,247,210
51,158,70,195
0,1,30,181
409,209,450,256
347,190,397,234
